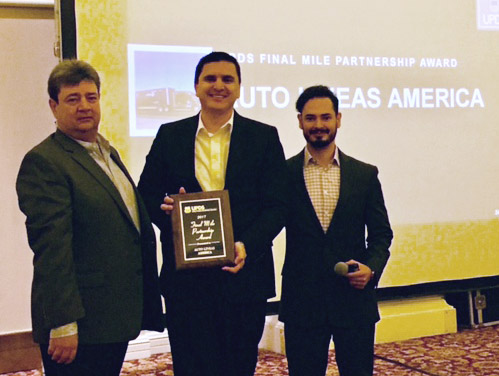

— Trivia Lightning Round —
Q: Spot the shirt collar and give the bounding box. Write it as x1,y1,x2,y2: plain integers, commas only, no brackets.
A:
196,111,234,137
74,133,111,157
304,145,340,167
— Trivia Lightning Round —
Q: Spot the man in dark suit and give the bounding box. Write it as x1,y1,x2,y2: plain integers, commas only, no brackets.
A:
16,60,164,376
279,85,393,376
138,52,288,376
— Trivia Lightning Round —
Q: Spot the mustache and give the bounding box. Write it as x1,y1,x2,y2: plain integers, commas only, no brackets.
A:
309,128,330,134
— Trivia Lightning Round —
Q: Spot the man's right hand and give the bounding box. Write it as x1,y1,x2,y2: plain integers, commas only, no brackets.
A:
160,187,186,215
48,333,78,364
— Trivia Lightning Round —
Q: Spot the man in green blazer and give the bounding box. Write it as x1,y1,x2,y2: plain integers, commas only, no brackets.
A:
279,85,393,376
16,60,164,376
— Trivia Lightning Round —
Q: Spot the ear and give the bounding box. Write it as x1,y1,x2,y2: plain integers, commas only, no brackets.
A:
297,113,303,129
336,112,342,129
49,98,58,117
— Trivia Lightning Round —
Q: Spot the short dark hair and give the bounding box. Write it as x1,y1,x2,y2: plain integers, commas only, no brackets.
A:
296,85,339,114
194,52,241,85
48,60,101,102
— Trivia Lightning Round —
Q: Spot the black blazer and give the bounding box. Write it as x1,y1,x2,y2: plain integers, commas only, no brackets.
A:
279,149,393,328
138,111,289,302
16,130,164,344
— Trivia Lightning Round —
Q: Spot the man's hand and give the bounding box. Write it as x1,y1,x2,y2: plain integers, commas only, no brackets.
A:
345,260,373,290
222,241,246,274
160,187,186,215
48,334,78,364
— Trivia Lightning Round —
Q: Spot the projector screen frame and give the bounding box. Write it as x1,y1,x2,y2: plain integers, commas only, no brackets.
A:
57,0,76,59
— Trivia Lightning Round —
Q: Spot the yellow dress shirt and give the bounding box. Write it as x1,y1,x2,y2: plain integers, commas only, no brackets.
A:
195,113,233,191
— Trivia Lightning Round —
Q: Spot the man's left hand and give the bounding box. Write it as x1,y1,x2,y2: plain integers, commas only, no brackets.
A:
48,334,78,364
345,260,373,290
222,241,246,274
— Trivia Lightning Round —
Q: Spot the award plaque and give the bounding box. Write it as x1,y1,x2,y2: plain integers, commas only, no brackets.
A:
170,190,235,270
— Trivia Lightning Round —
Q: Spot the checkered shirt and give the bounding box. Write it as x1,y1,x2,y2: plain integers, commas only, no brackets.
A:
303,147,341,232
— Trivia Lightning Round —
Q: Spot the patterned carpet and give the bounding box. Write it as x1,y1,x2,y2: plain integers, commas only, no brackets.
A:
373,324,499,376
4,324,498,376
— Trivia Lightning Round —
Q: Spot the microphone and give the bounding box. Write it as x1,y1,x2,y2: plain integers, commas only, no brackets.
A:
334,262,359,276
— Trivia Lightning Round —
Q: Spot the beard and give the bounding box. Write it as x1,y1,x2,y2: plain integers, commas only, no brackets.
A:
304,128,337,149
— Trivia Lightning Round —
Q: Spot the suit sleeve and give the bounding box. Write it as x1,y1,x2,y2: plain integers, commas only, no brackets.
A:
237,127,289,264
364,168,393,283
137,125,171,232
16,151,85,329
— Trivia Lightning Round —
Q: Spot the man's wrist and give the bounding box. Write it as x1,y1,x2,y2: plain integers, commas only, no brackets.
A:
50,322,78,338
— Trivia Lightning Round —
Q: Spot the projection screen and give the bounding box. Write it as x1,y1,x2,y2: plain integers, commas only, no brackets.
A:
74,0,499,291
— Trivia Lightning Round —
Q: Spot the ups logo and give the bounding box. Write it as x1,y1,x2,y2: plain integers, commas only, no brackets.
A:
184,205,206,213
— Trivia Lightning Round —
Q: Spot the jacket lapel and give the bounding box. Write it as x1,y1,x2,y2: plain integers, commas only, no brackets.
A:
224,111,247,188
325,149,354,236
109,147,142,230
178,115,202,191
289,150,324,233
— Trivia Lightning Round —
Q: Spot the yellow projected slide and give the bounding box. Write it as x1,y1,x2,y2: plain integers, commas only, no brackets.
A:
75,0,499,288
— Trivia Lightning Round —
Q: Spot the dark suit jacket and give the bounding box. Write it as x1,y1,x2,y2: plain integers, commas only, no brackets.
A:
138,111,288,302
16,130,164,344
279,149,392,328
